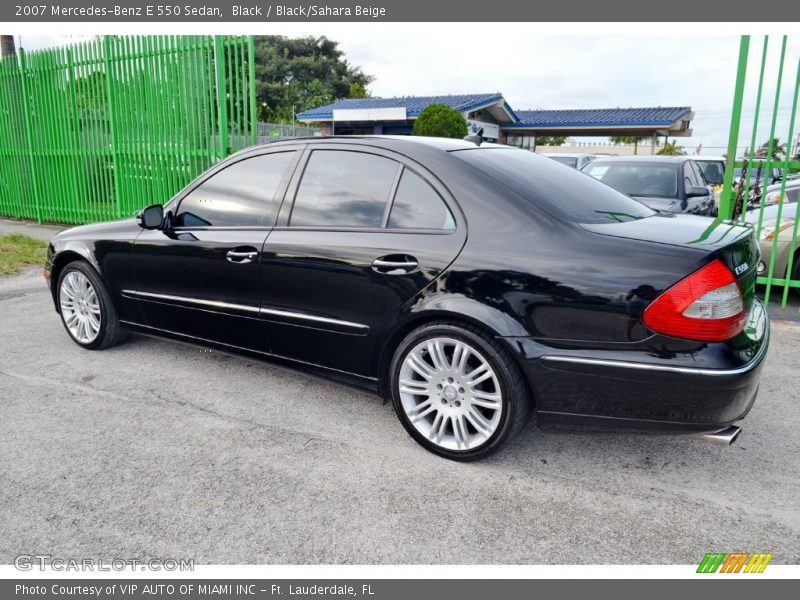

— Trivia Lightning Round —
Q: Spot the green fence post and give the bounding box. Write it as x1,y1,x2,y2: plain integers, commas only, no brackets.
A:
213,36,228,159
741,36,769,221
66,46,87,224
103,36,124,218
248,35,257,147
719,35,750,220
769,56,800,308
18,49,43,224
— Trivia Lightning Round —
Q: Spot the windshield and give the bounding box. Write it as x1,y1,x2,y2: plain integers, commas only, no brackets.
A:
695,160,725,185
452,148,656,224
583,162,679,199
547,156,579,168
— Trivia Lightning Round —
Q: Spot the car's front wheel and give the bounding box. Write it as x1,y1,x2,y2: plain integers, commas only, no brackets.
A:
57,261,127,350
389,321,531,461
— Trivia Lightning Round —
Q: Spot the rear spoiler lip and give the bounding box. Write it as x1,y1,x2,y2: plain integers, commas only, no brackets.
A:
579,215,754,252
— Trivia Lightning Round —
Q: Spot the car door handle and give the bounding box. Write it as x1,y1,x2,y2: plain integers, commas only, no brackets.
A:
226,248,259,264
371,255,419,275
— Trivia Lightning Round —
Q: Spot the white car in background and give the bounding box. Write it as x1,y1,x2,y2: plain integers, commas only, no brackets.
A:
542,153,597,170
761,178,800,207
693,155,727,216
745,196,800,292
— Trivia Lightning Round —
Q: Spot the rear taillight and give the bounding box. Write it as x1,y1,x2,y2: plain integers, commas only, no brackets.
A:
643,259,746,342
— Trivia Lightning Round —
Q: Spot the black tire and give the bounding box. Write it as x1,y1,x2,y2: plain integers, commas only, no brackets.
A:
388,320,532,461
56,260,128,350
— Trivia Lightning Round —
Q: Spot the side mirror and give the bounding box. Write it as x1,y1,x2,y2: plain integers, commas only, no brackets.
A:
686,186,711,198
137,204,164,229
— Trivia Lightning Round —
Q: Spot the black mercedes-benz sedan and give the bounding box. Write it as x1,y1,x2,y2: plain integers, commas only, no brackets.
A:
45,136,769,461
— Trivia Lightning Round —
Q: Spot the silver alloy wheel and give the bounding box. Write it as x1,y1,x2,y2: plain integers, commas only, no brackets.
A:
60,271,101,344
398,336,503,451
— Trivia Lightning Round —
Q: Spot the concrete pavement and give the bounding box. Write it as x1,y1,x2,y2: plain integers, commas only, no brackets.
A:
0,266,798,565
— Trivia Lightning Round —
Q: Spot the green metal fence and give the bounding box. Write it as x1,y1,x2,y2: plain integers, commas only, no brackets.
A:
0,35,257,225
720,35,800,309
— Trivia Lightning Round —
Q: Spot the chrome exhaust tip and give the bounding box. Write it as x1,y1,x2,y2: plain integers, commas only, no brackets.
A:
697,425,742,446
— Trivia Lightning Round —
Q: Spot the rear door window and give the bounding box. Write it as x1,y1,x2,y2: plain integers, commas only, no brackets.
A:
388,169,455,230
290,150,399,228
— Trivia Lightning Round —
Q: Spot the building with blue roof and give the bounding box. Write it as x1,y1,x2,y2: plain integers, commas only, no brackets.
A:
296,93,694,149
297,93,520,141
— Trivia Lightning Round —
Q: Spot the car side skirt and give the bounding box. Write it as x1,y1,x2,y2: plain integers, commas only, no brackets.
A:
118,320,380,392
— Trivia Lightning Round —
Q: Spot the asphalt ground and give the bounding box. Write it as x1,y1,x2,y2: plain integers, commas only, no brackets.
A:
1,265,798,565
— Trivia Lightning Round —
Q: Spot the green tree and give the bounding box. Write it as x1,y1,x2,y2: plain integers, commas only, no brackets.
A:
412,103,468,139
610,135,649,155
756,137,786,160
535,136,567,146
66,71,109,111
253,35,373,123
348,82,369,99
657,139,685,156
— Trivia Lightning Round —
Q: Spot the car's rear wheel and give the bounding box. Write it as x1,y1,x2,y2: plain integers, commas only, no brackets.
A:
57,261,127,350
389,321,531,461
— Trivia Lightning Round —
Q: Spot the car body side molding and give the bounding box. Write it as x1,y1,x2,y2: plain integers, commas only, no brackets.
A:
122,289,370,331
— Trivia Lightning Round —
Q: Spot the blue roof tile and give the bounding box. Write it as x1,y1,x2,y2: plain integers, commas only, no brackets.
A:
297,93,515,121
511,106,691,128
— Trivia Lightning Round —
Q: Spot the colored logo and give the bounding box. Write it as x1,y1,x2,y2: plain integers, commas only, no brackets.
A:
697,552,773,573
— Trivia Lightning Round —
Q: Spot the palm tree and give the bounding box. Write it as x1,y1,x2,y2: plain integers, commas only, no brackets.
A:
610,135,649,155
656,139,685,156
756,137,786,160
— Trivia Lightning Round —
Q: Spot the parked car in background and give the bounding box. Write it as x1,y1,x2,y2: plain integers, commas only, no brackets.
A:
760,178,800,208
734,165,783,187
694,155,727,216
542,153,597,170
45,137,767,460
694,156,727,187
582,156,715,216
745,200,800,292
734,172,800,213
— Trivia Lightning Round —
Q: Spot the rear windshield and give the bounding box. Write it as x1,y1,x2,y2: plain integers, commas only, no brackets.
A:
452,148,656,224
548,156,578,168
734,167,772,179
583,161,679,199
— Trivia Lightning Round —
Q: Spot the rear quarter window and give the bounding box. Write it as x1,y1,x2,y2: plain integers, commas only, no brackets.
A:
452,148,656,224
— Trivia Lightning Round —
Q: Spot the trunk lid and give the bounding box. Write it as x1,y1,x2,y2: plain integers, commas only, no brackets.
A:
582,213,760,308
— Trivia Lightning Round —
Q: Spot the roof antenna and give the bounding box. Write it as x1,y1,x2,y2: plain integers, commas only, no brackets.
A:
464,126,484,146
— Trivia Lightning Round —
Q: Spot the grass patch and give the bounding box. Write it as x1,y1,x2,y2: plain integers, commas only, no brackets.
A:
0,234,48,276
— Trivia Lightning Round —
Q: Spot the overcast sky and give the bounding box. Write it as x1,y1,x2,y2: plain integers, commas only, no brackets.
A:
17,28,800,156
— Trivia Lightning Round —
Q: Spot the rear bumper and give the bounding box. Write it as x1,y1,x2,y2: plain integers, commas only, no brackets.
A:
507,299,769,433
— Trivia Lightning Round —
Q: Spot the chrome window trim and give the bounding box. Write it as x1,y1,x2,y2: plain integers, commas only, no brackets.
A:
122,289,369,331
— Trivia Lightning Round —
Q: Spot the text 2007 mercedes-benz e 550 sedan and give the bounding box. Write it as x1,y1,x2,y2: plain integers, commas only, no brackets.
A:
45,136,769,461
